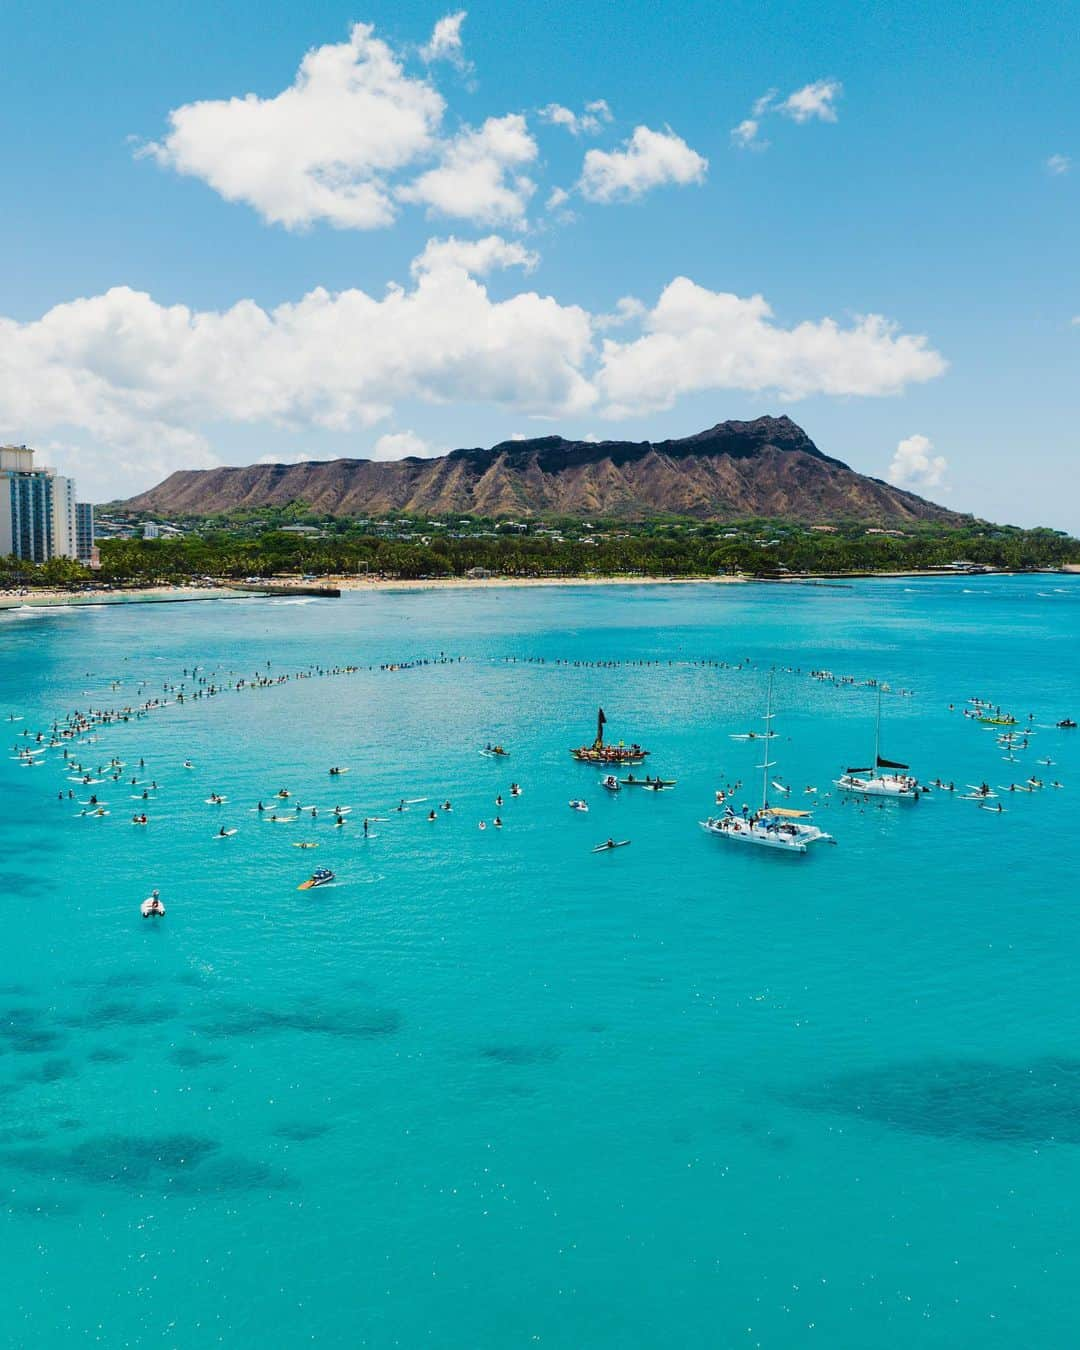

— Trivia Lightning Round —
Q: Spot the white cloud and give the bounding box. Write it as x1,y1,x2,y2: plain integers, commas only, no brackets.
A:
410,234,539,277
420,11,468,67
546,186,570,211
371,430,438,460
256,450,314,465
397,114,537,226
730,118,768,151
887,434,948,490
578,125,707,203
0,253,947,499
1046,153,1071,176
593,296,646,330
595,278,947,414
539,99,613,135
732,80,841,151
0,256,595,498
141,23,445,230
752,89,779,117
781,79,842,123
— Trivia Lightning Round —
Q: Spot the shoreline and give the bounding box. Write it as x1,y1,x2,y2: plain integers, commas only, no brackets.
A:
1,568,1074,609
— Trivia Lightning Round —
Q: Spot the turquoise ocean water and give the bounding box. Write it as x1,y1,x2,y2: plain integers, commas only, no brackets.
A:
1,576,1079,1348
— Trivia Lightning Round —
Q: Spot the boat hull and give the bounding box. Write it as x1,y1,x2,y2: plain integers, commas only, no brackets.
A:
700,819,832,853
571,749,647,765
835,774,920,799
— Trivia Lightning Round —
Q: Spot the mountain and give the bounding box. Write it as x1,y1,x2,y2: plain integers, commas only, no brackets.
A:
118,416,963,523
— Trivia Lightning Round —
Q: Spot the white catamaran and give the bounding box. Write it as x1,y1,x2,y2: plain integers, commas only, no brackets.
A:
701,673,833,854
836,685,922,800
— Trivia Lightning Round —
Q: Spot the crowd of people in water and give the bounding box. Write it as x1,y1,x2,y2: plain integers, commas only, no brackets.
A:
6,648,1075,918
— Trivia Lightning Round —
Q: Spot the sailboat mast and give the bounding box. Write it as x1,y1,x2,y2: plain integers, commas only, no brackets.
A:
761,672,774,810
874,686,881,769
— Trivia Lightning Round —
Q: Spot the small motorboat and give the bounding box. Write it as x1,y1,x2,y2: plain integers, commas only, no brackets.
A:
619,774,677,788
1057,719,1077,730
569,799,589,812
141,892,165,918
600,774,620,792
297,867,336,891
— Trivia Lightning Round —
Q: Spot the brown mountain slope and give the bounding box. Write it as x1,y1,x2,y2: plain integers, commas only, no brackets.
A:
120,416,963,523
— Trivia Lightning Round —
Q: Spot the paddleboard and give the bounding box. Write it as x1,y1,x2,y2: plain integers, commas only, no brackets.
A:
215,829,238,838
592,840,631,853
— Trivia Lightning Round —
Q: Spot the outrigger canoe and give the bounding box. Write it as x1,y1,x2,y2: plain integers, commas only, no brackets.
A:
570,707,649,765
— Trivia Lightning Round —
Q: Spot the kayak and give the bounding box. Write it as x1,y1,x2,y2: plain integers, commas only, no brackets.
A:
592,840,631,853
619,777,676,788
292,841,319,849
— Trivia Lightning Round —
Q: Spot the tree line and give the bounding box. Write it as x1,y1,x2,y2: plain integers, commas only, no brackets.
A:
2,517,1078,587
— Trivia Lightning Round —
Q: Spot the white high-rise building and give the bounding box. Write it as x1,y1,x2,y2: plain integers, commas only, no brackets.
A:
52,475,78,559
0,445,81,563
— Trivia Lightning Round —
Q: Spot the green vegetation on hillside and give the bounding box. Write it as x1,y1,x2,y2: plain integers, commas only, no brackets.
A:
4,508,1078,587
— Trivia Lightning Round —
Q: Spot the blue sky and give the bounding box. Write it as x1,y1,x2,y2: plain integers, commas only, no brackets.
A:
0,0,1076,527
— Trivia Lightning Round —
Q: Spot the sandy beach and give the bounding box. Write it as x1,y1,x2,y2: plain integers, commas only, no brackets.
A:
0,585,247,610
0,575,746,609
2,568,1071,609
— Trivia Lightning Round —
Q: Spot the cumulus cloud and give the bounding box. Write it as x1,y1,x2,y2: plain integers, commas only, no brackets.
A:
732,79,842,149
410,233,539,277
0,253,947,499
593,296,646,330
420,11,468,67
256,450,314,465
781,79,842,122
594,278,947,415
1046,153,1071,176
539,99,613,135
140,23,445,230
887,434,948,490
397,114,537,225
0,255,595,498
371,430,438,459
578,125,707,203
730,118,767,151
